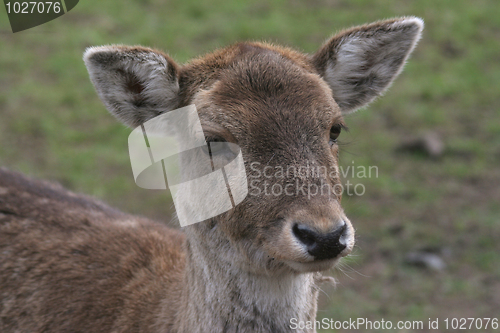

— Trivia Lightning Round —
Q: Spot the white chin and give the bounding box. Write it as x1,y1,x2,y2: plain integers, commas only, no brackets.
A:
285,258,340,273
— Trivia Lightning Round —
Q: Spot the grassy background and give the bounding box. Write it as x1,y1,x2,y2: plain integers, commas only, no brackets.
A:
1,0,499,331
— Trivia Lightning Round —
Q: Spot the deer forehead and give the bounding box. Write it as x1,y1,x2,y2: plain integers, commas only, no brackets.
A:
190,50,342,145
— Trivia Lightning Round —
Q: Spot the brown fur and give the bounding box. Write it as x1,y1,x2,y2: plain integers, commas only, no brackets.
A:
0,168,184,332
1,17,423,333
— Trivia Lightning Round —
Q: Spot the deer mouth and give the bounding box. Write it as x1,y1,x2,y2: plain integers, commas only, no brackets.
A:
284,256,346,273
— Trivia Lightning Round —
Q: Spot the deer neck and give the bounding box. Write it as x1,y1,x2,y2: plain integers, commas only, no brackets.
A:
173,226,319,333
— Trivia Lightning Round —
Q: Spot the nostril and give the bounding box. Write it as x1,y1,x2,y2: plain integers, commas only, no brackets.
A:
338,222,348,246
292,223,318,247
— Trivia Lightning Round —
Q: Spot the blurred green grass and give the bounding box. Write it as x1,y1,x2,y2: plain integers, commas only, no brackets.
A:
1,0,499,331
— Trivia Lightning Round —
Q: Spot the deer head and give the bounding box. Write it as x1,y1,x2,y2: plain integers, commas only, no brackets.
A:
84,17,423,276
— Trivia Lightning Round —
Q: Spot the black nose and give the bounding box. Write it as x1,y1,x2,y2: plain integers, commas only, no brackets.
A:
292,222,347,260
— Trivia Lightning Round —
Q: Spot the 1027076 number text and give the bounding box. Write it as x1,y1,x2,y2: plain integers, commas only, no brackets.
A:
5,2,61,14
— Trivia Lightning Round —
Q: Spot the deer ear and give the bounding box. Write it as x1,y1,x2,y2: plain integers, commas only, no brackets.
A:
312,17,423,114
84,45,180,128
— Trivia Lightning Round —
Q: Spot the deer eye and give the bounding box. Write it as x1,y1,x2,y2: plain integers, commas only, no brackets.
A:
202,137,229,156
329,124,342,145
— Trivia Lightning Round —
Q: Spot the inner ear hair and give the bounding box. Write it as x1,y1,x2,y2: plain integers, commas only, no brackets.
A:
84,45,181,128
312,17,424,114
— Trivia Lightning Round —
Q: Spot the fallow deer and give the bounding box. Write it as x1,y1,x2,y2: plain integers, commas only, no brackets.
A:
0,17,423,332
